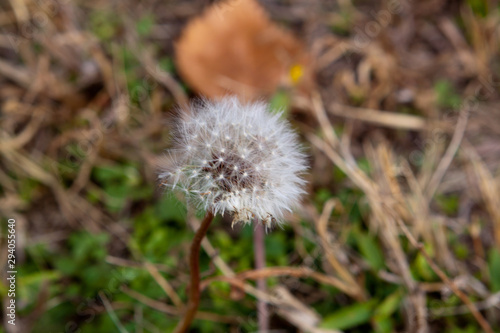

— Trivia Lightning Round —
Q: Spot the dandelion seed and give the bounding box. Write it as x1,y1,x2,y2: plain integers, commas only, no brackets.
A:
158,97,307,227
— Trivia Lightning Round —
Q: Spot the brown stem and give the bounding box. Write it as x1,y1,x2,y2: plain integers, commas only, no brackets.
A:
253,221,269,331
174,211,215,333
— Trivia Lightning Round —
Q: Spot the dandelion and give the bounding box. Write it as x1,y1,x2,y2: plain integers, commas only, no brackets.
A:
158,97,307,333
159,96,307,228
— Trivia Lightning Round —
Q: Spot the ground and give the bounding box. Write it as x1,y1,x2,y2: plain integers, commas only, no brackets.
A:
0,0,499,332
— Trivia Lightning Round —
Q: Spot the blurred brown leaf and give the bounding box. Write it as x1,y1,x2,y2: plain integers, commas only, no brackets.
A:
175,0,310,100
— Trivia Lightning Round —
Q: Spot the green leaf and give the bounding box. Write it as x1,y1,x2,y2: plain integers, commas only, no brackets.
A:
265,233,287,265
353,230,384,270
447,326,480,333
320,300,377,330
104,184,129,212
332,165,347,182
373,317,392,333
467,0,488,17
90,11,119,41
357,157,371,175
373,289,402,332
159,57,175,74
488,248,500,292
413,251,438,281
155,194,186,222
54,256,78,275
269,89,291,117
434,80,461,109
374,289,403,318
435,194,459,215
136,14,154,36
93,164,139,185
314,188,334,208
18,178,40,203
19,271,61,286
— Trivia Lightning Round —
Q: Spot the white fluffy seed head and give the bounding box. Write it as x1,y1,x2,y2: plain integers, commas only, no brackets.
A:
158,97,307,227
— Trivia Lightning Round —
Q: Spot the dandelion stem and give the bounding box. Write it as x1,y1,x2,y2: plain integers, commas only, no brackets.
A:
254,221,269,332
174,211,215,333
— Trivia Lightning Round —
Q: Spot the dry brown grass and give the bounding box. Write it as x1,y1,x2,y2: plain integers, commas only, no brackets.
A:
1,0,499,332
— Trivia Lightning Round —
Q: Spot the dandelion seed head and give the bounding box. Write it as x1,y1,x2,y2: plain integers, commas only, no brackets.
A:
158,97,307,227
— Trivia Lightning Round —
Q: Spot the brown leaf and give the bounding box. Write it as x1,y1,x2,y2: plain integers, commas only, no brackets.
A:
175,0,310,100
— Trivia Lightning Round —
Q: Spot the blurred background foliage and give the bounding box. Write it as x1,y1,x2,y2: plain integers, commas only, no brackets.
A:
0,0,500,332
